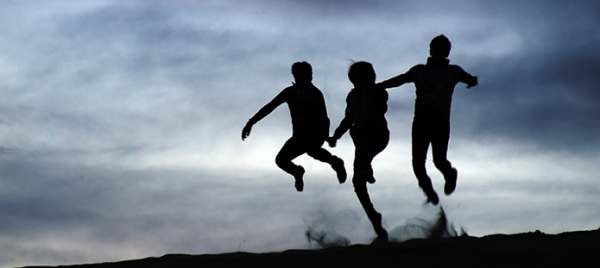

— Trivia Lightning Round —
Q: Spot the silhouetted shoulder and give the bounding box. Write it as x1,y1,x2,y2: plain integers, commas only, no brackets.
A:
408,64,427,73
276,84,310,100
405,64,427,81
310,85,326,97
448,64,467,73
346,89,356,99
448,64,476,82
281,85,297,94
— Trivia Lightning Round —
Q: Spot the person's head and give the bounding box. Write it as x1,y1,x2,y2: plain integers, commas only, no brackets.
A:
291,61,312,85
429,34,451,59
348,61,376,87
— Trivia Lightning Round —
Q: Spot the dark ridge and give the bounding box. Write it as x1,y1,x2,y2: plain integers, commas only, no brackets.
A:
21,228,600,268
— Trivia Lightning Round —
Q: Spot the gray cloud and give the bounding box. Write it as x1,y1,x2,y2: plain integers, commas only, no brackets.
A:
456,20,600,152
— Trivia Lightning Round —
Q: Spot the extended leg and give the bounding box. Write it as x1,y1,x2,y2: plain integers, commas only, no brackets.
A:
353,176,387,243
306,137,347,183
412,118,439,205
431,119,457,195
351,132,389,243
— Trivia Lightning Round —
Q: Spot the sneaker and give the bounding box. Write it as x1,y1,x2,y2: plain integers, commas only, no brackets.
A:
331,156,347,184
424,189,439,205
370,213,388,245
420,181,439,205
294,166,305,192
443,168,458,195
371,231,388,245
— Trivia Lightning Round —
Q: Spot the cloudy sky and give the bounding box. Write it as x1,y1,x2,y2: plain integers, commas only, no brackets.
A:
1,0,599,267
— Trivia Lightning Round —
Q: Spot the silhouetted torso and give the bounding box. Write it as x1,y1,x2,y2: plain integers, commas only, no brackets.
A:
273,84,330,135
348,86,389,130
404,57,474,118
333,84,389,140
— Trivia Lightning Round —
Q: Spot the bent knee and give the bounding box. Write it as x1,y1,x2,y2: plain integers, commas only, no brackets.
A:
275,155,289,166
352,177,367,191
433,159,451,169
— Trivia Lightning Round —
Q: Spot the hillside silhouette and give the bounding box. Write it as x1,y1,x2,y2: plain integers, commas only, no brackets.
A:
20,227,600,268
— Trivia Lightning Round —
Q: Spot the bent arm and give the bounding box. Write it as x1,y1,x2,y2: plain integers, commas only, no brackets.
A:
459,68,478,88
242,92,286,140
331,116,352,141
327,116,352,148
328,94,354,146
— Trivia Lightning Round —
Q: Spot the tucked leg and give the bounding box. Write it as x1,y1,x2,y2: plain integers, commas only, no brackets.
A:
275,136,307,191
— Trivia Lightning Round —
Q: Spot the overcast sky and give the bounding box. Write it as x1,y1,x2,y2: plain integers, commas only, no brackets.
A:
1,0,600,267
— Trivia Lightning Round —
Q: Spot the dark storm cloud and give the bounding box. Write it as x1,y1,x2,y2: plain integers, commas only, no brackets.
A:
454,4,600,152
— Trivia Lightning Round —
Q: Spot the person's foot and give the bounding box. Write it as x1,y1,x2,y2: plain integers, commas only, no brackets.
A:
371,230,388,245
424,188,439,205
294,166,305,192
371,213,388,245
420,181,439,205
331,156,347,184
444,168,458,195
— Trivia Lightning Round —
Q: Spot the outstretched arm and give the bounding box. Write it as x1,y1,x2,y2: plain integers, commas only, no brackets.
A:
465,75,478,88
458,67,478,89
378,73,410,89
241,92,285,141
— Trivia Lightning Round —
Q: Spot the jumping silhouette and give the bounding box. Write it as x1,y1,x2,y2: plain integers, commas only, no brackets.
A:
379,35,478,205
242,61,346,192
327,61,389,244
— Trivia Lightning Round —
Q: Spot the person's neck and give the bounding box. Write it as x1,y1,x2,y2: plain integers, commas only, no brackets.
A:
295,82,312,93
427,57,450,67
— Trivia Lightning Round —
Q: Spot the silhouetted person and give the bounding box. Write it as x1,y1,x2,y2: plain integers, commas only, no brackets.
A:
242,61,346,192
379,35,478,205
327,61,389,244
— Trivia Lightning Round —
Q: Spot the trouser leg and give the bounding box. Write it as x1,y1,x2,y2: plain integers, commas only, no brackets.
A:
353,176,385,236
431,119,453,174
275,136,305,176
351,130,389,182
306,138,337,164
351,131,389,235
411,118,432,186
412,117,439,204
304,134,347,183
